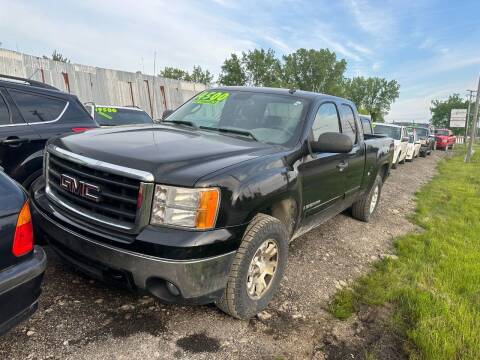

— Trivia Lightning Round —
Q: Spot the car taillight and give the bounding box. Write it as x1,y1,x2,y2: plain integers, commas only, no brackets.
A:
12,202,34,257
71,127,94,133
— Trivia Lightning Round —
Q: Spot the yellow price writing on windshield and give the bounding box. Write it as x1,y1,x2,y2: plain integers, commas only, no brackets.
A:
193,91,230,105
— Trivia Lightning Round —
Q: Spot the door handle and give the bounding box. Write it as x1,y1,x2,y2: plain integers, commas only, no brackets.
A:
2,137,29,146
336,160,349,172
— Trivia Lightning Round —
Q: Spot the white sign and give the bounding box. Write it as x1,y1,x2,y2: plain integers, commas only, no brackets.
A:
450,109,467,128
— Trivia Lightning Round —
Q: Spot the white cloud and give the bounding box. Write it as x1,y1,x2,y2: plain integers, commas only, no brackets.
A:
0,0,257,74
385,79,475,122
372,62,381,71
343,0,393,40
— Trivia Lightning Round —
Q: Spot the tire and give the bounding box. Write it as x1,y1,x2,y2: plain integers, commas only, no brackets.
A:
215,214,289,319
351,175,382,223
392,155,399,169
399,154,406,164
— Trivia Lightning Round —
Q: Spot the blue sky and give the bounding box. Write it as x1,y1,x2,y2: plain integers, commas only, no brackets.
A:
1,0,479,122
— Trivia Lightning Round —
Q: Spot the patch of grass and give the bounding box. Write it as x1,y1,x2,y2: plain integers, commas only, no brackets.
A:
329,146,480,359
328,288,356,320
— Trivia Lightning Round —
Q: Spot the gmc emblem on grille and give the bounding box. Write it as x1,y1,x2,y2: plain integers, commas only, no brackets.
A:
60,174,100,202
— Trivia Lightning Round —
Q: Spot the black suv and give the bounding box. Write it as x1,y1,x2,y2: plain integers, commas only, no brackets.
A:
0,75,97,188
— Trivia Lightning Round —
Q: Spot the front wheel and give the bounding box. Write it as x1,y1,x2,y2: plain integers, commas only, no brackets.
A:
215,214,288,319
392,155,399,169
351,175,383,222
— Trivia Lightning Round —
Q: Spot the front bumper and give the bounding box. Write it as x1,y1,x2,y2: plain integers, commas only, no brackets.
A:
31,185,238,305
0,247,46,336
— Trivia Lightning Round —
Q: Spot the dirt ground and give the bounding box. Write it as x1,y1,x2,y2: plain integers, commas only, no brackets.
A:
0,151,445,360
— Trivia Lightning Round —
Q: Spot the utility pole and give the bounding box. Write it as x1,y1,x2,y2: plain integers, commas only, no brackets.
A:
466,77,480,162
464,90,476,144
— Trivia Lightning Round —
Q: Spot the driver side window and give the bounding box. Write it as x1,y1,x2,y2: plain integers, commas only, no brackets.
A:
312,102,341,140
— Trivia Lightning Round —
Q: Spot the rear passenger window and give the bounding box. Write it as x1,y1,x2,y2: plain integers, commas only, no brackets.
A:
0,95,10,125
312,103,340,140
340,104,357,143
9,90,67,123
361,118,372,135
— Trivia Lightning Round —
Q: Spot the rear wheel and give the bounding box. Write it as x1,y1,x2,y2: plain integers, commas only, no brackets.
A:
351,175,382,222
215,214,288,319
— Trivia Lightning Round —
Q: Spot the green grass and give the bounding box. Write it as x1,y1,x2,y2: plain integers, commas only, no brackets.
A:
328,146,480,359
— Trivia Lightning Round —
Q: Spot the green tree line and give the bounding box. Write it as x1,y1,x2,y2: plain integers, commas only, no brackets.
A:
161,48,400,122
430,93,476,134
159,65,213,85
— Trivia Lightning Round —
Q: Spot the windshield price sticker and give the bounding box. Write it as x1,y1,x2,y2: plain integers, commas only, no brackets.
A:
193,91,230,104
96,107,118,113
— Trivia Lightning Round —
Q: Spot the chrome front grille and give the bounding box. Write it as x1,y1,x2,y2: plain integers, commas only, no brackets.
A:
45,145,154,233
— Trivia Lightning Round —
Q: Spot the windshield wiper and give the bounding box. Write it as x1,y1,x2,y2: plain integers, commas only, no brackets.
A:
199,126,258,141
162,120,198,129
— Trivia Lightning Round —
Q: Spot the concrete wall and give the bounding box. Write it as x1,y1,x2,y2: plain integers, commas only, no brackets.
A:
0,48,207,119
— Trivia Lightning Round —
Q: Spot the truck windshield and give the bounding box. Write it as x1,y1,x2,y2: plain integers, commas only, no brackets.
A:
165,90,308,145
434,130,449,136
373,124,401,140
415,128,429,138
94,107,153,126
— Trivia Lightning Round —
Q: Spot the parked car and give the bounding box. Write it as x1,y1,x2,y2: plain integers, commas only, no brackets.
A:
432,128,455,150
0,170,46,335
412,127,434,157
373,122,408,168
31,87,393,319
84,104,153,127
0,75,97,188
405,132,421,161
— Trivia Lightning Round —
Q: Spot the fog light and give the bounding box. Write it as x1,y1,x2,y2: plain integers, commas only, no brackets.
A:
166,281,180,296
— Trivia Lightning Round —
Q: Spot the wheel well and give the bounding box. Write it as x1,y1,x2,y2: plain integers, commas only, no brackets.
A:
263,198,298,238
379,164,389,182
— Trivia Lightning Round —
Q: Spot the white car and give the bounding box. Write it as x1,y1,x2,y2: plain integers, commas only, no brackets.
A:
373,123,408,168
405,132,421,161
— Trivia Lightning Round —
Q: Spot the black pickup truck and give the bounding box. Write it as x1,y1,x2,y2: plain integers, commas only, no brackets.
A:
31,87,393,319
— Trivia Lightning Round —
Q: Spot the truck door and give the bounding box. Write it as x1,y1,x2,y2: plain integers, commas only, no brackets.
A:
0,88,41,182
299,102,347,221
338,103,366,205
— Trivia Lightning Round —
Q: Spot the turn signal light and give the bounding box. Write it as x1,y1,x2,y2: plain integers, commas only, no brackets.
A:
196,189,220,230
12,202,34,257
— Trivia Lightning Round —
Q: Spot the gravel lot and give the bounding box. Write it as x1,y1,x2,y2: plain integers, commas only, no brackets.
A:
0,151,444,360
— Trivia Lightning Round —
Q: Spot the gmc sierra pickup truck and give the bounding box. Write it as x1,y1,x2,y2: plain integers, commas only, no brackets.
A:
31,87,393,319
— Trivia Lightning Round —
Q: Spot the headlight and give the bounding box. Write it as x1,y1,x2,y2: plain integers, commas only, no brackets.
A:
150,185,220,229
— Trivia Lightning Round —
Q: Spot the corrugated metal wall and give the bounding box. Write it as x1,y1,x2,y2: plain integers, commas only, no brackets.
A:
0,48,207,119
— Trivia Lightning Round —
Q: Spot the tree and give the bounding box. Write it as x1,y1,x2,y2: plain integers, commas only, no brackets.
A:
159,67,190,81
218,54,247,86
189,65,214,85
344,77,400,122
242,49,282,87
160,65,213,85
43,50,70,63
218,54,246,86
430,94,468,131
282,48,347,95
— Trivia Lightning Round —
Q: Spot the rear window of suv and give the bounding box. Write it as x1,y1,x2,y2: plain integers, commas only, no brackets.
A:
94,107,153,126
9,90,67,123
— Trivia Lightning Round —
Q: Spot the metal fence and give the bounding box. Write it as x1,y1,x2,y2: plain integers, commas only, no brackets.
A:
0,48,207,119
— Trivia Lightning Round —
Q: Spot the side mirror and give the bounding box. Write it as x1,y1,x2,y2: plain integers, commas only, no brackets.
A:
162,109,174,120
310,132,353,153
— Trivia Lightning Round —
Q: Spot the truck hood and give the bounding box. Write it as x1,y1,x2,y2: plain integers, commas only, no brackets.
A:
52,124,280,186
